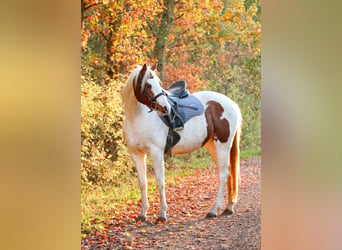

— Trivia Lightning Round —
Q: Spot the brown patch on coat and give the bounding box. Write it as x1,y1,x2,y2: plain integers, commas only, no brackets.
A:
133,76,142,102
133,64,147,103
133,64,154,106
133,76,154,106
137,64,147,86
202,101,230,145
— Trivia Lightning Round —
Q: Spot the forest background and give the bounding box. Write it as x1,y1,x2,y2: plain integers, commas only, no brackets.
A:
81,0,260,187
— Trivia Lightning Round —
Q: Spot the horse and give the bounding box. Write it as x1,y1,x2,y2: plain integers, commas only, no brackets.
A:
122,63,242,223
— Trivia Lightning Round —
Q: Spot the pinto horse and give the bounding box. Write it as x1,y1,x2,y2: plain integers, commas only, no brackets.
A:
122,63,242,223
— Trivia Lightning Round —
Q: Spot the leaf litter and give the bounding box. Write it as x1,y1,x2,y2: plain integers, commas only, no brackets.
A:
82,157,261,249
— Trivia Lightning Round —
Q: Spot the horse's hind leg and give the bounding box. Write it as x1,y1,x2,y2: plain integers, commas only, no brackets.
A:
224,128,240,215
130,150,149,222
204,139,230,217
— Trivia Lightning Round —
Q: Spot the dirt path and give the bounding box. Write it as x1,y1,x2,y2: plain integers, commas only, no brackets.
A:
82,157,261,249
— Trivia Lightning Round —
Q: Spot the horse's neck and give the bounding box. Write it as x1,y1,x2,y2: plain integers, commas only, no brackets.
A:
123,92,147,122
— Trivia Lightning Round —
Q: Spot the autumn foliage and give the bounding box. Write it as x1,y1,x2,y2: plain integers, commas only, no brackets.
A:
81,77,134,185
81,0,261,185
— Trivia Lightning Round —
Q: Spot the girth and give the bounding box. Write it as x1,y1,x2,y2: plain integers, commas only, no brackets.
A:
161,81,204,157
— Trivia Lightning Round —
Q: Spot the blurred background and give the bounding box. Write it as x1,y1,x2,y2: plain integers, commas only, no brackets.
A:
81,0,261,187
1,0,342,249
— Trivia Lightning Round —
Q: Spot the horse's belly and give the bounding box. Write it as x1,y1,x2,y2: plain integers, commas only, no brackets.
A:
172,115,207,154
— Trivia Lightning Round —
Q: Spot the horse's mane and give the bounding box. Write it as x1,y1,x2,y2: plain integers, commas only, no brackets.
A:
122,66,141,111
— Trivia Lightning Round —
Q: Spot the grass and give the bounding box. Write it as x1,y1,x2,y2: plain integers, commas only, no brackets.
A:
240,149,261,159
81,182,140,235
81,149,261,238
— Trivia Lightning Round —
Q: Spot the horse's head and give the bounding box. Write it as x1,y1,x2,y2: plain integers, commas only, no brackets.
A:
133,63,171,116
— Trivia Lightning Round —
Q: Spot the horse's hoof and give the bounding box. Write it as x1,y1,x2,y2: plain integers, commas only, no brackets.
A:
222,209,234,215
206,212,217,218
155,217,166,223
136,215,146,222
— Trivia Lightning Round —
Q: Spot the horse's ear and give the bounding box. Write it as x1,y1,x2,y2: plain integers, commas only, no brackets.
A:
137,64,147,85
151,62,157,71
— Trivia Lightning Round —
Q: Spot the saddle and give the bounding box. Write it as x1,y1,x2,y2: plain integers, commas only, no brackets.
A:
160,81,204,156
166,80,189,98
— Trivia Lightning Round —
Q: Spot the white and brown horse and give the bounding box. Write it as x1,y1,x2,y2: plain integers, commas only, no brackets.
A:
122,63,242,222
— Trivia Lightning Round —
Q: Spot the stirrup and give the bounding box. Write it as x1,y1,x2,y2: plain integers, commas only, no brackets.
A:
173,125,184,131
171,113,184,131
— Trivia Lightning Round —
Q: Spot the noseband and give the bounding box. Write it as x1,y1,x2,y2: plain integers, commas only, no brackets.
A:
142,87,167,113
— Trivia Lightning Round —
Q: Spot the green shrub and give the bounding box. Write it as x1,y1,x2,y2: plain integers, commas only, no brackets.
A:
81,77,134,185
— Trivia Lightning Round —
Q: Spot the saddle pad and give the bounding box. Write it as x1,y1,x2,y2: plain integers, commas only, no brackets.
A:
159,94,204,128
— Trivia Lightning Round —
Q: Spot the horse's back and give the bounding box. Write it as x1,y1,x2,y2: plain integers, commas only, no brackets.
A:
193,91,242,126
172,91,241,154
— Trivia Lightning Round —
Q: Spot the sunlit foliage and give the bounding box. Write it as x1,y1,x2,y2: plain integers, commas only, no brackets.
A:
81,0,261,184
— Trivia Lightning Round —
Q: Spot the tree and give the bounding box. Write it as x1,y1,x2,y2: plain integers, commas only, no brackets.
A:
81,0,160,83
147,0,176,81
81,0,261,157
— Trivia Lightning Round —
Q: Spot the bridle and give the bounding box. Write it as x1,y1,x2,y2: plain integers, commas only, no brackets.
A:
135,69,168,114
142,86,168,113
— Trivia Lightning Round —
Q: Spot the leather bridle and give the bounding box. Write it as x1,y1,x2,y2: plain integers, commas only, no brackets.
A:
142,87,168,113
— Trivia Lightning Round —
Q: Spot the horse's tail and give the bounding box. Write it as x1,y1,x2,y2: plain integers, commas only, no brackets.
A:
228,126,241,205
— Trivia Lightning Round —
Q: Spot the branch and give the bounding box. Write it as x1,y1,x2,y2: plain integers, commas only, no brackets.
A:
174,13,184,21
167,22,202,49
100,31,110,43
81,1,101,22
178,22,201,36
145,18,157,37
84,3,98,10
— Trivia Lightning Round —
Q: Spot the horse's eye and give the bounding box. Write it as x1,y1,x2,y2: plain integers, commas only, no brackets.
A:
146,84,152,89
149,76,154,79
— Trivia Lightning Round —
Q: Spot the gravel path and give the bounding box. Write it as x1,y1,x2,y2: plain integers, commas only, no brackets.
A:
82,157,261,249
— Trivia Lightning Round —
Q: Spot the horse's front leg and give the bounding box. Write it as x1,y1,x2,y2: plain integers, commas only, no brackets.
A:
150,149,167,223
130,150,149,222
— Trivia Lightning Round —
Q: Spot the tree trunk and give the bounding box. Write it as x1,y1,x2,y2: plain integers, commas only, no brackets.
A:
152,0,175,81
